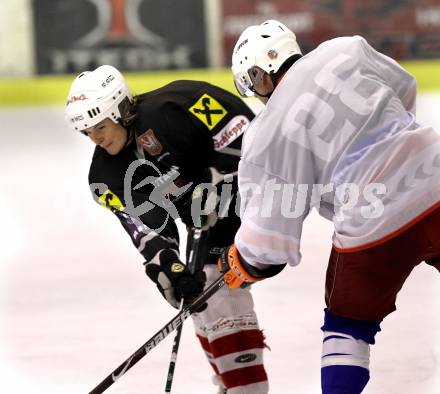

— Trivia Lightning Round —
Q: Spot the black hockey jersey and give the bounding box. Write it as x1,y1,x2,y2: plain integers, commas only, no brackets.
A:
88,80,254,264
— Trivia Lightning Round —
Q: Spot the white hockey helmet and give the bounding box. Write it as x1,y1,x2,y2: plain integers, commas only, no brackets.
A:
65,65,133,132
232,20,302,97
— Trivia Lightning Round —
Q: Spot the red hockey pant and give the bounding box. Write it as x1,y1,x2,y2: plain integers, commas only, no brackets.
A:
326,203,440,321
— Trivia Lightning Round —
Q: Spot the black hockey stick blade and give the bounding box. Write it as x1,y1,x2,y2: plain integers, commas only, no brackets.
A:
88,274,226,394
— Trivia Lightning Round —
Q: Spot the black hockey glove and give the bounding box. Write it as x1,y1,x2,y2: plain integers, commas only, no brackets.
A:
145,249,206,309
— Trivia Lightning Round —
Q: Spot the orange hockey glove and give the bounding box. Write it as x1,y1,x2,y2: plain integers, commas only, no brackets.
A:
217,244,287,289
217,244,262,288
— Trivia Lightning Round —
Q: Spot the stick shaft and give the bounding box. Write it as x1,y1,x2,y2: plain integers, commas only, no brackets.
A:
89,274,225,394
164,227,203,392
164,323,183,392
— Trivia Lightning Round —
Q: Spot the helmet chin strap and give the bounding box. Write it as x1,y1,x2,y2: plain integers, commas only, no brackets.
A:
270,73,279,88
252,76,275,98
253,87,273,98
125,127,134,147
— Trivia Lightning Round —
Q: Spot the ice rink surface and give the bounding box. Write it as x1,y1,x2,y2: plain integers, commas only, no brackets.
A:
1,94,439,393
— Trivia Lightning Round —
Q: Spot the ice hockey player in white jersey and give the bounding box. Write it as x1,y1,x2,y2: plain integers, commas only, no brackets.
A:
217,20,440,393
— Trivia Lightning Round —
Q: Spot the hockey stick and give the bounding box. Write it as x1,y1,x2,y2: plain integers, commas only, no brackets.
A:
164,316,183,392
89,274,226,394
164,227,204,392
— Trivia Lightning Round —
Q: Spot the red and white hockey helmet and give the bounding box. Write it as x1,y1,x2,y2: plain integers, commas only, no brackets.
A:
232,20,302,97
65,65,132,132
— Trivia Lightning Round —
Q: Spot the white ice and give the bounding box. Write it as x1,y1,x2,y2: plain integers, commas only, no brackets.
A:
0,95,439,393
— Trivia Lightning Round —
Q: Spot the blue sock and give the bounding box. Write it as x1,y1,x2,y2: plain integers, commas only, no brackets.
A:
322,365,369,394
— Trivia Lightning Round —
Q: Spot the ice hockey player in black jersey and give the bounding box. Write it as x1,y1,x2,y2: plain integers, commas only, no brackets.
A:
65,65,269,393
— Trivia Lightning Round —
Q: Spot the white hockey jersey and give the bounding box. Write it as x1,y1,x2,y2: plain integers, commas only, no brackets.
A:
235,36,440,268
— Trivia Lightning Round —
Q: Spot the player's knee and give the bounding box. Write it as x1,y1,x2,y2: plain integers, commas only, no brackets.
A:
195,331,268,393
321,332,370,394
320,309,381,394
210,328,268,393
321,330,370,370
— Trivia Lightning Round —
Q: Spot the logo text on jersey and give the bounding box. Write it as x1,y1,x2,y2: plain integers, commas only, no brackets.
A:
137,129,163,156
213,115,248,150
189,94,227,130
98,189,125,212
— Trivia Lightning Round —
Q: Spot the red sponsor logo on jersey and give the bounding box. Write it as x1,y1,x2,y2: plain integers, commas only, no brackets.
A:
213,116,248,150
137,129,163,156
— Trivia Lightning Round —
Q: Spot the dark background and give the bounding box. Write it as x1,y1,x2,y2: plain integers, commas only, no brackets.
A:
33,0,440,75
33,0,206,74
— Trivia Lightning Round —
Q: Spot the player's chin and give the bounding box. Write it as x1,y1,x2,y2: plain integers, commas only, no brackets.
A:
105,142,124,155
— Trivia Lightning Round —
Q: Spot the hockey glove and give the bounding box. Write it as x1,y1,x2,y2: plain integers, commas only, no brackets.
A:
145,250,206,309
218,244,287,289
